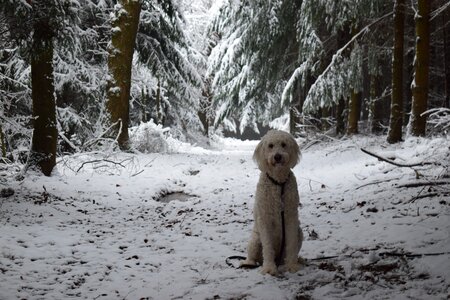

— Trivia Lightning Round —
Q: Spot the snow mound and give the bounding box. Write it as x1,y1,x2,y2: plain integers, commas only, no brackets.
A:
129,121,169,153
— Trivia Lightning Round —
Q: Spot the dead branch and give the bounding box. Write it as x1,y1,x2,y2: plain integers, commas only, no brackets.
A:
356,177,402,190
409,193,439,202
360,148,435,168
397,181,450,188
306,251,450,261
76,159,126,173
379,251,450,258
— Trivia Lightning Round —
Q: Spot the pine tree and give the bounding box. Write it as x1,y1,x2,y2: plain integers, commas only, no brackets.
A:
347,29,363,135
387,0,406,143
27,1,59,176
286,0,390,135
208,0,302,133
409,0,430,136
107,0,141,150
443,7,450,108
0,123,6,158
133,0,204,137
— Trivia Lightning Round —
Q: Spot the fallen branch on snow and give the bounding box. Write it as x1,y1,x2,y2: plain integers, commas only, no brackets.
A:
306,251,450,262
76,158,127,173
360,148,435,168
397,181,450,188
355,177,402,190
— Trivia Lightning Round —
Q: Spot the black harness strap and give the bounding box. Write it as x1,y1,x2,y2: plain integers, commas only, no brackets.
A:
266,173,289,266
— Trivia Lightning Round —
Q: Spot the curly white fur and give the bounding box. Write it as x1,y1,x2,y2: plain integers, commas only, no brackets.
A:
241,130,303,276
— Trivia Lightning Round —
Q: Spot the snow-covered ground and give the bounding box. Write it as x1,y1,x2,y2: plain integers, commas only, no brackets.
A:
0,135,449,299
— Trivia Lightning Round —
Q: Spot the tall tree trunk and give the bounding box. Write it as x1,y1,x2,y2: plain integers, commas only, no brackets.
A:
289,78,303,136
370,71,383,134
409,0,430,136
321,106,331,132
141,87,148,123
403,48,415,126
346,26,361,135
336,97,346,136
361,45,370,124
155,78,162,124
107,0,141,150
387,0,405,143
0,123,6,159
29,6,57,176
198,77,213,136
347,91,361,135
443,10,450,108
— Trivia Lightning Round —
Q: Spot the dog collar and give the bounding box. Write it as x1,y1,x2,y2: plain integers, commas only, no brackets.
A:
266,173,290,187
266,173,290,198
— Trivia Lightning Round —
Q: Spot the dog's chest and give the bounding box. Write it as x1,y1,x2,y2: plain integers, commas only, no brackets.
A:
255,182,285,215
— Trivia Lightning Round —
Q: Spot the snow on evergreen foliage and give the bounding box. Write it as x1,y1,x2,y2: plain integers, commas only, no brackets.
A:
284,0,388,113
133,0,205,137
207,0,301,132
424,108,450,133
0,0,210,157
206,0,389,131
0,0,93,156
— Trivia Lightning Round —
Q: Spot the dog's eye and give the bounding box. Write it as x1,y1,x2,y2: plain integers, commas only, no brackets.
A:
281,142,286,148
268,143,274,149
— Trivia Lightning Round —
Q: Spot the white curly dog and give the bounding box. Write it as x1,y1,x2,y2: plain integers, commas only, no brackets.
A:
241,130,303,275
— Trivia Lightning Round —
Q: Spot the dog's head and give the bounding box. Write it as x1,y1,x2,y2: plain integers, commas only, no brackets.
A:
253,130,300,175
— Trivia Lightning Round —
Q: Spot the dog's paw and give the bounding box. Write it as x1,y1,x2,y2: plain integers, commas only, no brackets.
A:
297,256,305,265
260,264,278,276
285,262,301,273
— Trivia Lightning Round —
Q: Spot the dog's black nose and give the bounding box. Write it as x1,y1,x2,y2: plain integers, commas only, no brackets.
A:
274,153,282,162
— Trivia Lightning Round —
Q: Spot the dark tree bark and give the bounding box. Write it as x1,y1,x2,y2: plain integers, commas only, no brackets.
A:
289,78,303,136
347,90,361,135
107,0,141,150
443,9,450,108
387,0,405,143
0,123,6,158
370,71,383,134
28,4,57,176
346,26,361,135
409,0,430,136
321,106,331,132
198,77,213,136
155,78,162,124
336,97,346,136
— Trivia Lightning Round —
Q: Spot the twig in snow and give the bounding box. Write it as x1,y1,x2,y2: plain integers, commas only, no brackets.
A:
355,177,402,190
76,158,126,173
378,251,450,258
81,120,120,151
397,181,450,188
298,176,327,190
360,148,435,168
131,169,144,177
306,250,450,261
409,193,439,202
144,157,157,167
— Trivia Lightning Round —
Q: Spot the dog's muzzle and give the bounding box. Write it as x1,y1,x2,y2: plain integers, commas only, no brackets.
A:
270,153,286,166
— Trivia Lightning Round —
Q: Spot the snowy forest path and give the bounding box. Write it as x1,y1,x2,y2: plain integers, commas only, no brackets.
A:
0,137,449,299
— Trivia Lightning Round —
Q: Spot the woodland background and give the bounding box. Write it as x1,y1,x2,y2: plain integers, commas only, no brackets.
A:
0,0,449,176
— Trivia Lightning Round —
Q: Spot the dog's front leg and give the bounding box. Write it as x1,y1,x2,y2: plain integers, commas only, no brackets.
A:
284,202,302,272
284,219,301,273
258,219,278,275
241,227,261,267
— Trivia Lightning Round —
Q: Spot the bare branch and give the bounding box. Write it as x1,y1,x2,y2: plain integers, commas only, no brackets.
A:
360,148,435,168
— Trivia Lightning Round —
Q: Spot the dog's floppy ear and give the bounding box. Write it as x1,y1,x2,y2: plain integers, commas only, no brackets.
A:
253,138,267,171
289,136,301,168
